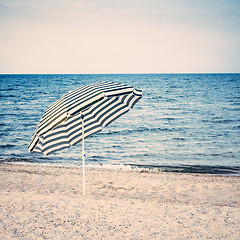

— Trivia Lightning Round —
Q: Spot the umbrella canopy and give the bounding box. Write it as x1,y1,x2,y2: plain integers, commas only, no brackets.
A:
28,81,142,156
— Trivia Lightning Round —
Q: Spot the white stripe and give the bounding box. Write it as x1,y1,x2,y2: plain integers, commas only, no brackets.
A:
41,98,65,122
67,117,98,136
133,89,142,96
64,89,100,111
69,92,105,115
44,130,68,141
44,125,66,136
96,82,130,90
43,136,69,150
97,102,124,125
129,95,140,108
44,143,69,155
70,126,102,145
102,105,129,126
122,93,133,106
39,107,67,132
44,97,64,114
66,119,82,133
66,111,96,132
40,86,98,126
93,99,119,122
68,121,101,144
28,134,38,151
85,98,114,119
37,113,68,136
104,87,133,96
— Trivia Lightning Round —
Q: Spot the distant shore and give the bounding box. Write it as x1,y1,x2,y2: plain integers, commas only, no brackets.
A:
0,163,240,239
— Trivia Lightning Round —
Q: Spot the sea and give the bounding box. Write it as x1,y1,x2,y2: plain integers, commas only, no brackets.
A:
0,74,240,175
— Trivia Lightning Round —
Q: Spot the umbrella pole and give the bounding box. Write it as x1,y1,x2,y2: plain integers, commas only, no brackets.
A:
82,113,85,196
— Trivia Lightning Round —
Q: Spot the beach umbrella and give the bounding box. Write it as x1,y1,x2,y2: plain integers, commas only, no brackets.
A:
28,81,142,195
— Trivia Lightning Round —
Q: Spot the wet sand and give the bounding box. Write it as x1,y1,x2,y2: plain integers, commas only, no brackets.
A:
0,163,239,239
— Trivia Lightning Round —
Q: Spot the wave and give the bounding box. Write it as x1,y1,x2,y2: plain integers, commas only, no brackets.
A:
193,151,239,158
214,119,240,124
0,132,9,137
157,117,176,121
1,160,239,175
202,118,240,124
99,126,185,137
172,137,185,141
0,113,16,117
127,164,240,175
0,95,16,98
0,144,15,149
0,157,47,164
0,88,15,91
88,155,105,162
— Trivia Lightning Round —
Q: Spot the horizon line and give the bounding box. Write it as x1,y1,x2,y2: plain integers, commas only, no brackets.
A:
0,72,240,75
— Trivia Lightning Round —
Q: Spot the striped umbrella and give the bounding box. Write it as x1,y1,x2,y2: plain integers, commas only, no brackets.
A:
28,81,142,195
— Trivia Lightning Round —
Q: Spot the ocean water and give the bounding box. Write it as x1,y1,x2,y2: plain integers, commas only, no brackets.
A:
0,74,240,174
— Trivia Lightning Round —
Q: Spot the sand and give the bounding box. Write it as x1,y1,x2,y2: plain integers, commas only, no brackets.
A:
0,163,239,239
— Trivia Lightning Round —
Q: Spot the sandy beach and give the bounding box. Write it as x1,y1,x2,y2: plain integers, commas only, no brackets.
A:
0,163,239,239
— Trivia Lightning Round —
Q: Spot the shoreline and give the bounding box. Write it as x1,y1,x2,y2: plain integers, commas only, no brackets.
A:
1,160,240,176
1,163,240,239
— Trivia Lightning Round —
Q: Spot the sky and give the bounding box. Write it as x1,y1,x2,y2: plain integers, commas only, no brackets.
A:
0,0,239,74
